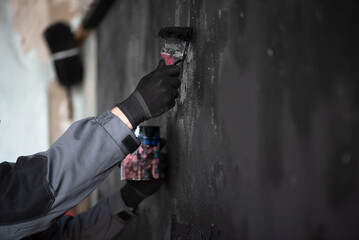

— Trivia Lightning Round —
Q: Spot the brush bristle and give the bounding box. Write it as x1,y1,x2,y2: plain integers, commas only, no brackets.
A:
54,56,83,87
43,22,83,87
43,22,76,53
158,27,193,42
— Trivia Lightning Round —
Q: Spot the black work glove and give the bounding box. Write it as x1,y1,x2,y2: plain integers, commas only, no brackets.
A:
120,179,164,209
116,60,181,128
120,153,167,209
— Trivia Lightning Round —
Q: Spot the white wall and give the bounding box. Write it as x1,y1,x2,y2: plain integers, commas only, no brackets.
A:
0,0,97,163
0,1,52,162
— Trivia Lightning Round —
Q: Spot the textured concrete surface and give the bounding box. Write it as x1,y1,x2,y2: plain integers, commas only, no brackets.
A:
97,1,359,239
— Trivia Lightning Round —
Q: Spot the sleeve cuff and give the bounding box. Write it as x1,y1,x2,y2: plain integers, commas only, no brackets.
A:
107,191,136,223
95,110,141,155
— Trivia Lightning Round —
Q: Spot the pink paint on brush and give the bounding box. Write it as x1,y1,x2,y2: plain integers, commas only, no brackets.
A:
161,54,176,65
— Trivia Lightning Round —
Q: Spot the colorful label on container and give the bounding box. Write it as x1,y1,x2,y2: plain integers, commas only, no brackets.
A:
121,143,160,180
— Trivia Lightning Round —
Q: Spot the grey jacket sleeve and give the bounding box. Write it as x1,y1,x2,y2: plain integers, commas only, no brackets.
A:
32,191,135,240
0,110,140,240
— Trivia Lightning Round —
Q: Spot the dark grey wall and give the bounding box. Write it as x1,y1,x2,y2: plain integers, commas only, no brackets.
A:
96,1,359,239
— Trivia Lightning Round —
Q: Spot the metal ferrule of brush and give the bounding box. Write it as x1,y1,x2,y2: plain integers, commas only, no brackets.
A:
158,27,193,65
160,39,189,65
52,48,80,61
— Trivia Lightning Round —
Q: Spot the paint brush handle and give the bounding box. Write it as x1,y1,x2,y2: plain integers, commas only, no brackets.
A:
74,25,90,44
74,0,116,44
82,0,116,29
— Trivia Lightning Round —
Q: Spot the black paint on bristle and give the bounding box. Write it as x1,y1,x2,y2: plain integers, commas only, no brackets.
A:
159,27,193,42
43,21,83,87
43,22,76,53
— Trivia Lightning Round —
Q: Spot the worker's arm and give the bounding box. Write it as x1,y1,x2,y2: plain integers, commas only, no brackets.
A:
0,110,140,240
29,178,164,240
0,60,179,240
30,190,135,240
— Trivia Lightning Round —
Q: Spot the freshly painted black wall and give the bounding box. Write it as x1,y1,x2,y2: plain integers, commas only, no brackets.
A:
96,1,359,239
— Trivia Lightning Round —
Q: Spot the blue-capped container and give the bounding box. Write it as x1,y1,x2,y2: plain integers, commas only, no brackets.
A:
121,126,161,180
136,126,160,147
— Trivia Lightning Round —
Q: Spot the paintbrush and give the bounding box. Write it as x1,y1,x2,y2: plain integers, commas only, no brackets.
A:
44,22,83,88
158,27,193,65
43,0,116,88
43,0,116,119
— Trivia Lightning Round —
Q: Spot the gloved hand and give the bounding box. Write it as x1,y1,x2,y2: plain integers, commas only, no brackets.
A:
120,153,167,209
120,179,164,209
116,60,181,129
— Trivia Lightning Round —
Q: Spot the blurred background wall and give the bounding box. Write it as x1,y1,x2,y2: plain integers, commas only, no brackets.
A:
0,0,53,162
0,0,96,213
96,0,359,239
0,0,95,162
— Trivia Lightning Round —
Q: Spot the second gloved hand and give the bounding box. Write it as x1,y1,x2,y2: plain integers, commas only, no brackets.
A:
116,60,181,129
120,152,167,210
120,179,164,210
